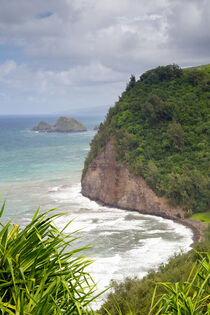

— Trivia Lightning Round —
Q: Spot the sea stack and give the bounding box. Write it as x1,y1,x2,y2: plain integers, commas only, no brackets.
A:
32,116,86,132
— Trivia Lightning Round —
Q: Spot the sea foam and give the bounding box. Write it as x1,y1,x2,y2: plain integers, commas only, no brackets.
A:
49,182,193,302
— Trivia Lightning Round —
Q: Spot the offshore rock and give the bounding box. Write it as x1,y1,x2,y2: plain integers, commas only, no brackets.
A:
32,116,86,132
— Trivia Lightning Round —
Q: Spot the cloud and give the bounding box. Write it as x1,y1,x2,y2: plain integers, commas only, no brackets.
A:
0,60,125,91
0,59,126,114
167,0,210,65
0,0,209,114
0,0,170,67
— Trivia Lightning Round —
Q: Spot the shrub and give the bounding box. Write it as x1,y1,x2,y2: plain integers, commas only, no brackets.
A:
150,253,210,314
140,64,182,84
187,69,206,86
99,249,210,314
167,122,185,149
0,202,99,314
141,94,171,123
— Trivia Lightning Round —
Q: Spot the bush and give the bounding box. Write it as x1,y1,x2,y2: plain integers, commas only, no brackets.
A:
187,69,206,86
140,64,182,84
166,169,210,212
99,248,210,314
167,122,185,149
0,202,98,314
141,94,171,123
150,253,210,314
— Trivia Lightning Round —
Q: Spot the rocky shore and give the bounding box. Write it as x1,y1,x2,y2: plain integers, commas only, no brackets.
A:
81,139,205,244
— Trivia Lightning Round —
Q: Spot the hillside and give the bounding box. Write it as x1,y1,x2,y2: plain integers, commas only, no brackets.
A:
82,64,210,214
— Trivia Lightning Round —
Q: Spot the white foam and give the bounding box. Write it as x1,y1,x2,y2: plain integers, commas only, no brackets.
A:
48,186,60,192
48,181,193,309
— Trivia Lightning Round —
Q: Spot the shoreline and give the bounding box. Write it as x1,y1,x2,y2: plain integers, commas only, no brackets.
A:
81,193,205,246
81,139,206,246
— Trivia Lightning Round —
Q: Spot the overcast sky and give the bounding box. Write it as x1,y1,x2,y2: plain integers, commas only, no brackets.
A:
0,0,209,115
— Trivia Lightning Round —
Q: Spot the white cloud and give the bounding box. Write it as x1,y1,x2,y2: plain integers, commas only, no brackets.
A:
0,60,125,92
0,0,209,114
0,0,170,66
167,0,210,64
0,59,126,114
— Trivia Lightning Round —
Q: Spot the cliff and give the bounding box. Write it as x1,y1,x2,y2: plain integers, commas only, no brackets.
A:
82,64,210,214
32,116,86,132
81,139,204,241
82,140,183,220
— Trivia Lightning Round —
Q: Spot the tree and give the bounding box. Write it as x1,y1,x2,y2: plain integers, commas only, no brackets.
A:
126,74,136,91
187,69,206,86
141,94,171,123
140,64,182,83
167,122,185,149
145,160,159,190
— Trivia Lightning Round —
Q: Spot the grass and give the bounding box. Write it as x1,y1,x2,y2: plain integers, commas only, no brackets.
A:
192,212,210,223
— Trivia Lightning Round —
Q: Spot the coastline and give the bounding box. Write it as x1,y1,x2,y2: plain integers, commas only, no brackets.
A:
81,140,206,247
81,192,205,246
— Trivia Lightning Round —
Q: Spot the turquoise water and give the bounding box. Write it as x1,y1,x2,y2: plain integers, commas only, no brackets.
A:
0,115,193,306
0,115,99,218
0,115,98,183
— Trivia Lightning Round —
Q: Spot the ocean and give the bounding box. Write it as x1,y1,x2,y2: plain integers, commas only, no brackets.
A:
0,115,193,305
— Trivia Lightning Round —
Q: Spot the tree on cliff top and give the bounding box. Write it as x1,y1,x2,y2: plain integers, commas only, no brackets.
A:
83,64,210,213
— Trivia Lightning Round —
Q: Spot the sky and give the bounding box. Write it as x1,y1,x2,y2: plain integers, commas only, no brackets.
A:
0,0,209,116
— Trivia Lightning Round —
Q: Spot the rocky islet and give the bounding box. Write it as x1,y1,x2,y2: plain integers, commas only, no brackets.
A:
32,116,86,132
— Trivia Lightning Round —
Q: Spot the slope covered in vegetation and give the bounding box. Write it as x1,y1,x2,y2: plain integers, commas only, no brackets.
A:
83,64,210,214
99,225,210,314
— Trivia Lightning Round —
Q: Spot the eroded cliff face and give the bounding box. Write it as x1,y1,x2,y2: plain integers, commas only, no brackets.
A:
81,140,184,220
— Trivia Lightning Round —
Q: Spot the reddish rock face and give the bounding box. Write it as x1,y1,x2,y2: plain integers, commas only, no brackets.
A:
81,140,183,220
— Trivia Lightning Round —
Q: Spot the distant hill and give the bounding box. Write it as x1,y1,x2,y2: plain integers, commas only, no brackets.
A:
82,64,210,214
32,116,86,132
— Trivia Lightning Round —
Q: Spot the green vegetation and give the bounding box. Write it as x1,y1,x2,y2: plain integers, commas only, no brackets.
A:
0,199,209,314
35,121,51,131
99,225,210,314
55,116,86,132
83,64,210,214
192,212,210,223
0,202,98,314
32,116,86,132
150,253,210,314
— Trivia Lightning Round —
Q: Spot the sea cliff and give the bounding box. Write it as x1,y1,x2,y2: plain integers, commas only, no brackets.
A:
82,140,182,218
81,139,203,242
81,64,209,242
